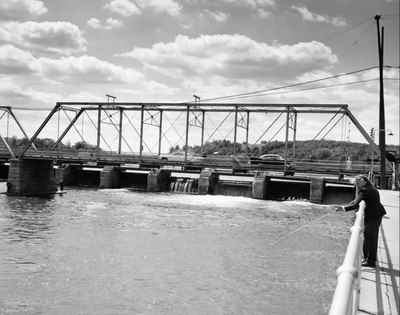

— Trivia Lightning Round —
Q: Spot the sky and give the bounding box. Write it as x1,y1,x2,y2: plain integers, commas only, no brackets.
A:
0,0,399,152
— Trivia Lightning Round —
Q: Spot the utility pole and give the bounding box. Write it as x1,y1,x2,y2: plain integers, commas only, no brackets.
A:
375,14,386,188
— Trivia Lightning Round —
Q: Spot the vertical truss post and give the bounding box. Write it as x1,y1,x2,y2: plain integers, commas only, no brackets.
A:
246,111,250,152
118,108,123,154
233,106,238,155
184,104,190,162
96,105,102,151
139,104,144,157
200,110,205,153
284,107,290,171
158,110,163,156
6,111,9,138
292,111,297,159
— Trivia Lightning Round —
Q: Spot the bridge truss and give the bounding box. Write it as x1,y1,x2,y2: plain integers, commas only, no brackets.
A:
0,106,37,158
18,102,379,163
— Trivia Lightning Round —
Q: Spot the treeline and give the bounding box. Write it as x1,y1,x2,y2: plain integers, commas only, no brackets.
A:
4,136,99,152
171,140,399,161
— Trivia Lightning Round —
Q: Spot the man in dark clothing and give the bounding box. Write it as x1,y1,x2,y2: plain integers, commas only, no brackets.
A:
337,175,386,268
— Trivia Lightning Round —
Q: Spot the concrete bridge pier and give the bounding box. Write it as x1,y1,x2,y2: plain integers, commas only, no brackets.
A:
99,166,121,189
252,172,270,199
7,158,57,196
147,169,171,192
310,178,325,203
198,169,218,194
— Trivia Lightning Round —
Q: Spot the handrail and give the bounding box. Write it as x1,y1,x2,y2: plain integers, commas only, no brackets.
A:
329,201,365,315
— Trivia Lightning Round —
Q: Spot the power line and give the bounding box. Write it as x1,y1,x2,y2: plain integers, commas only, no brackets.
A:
217,77,399,102
198,66,382,103
8,67,400,111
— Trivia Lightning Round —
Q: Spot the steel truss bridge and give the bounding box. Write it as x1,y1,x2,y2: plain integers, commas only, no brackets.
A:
0,102,388,177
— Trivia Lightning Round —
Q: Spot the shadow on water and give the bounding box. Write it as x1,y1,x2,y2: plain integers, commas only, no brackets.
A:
1,195,56,242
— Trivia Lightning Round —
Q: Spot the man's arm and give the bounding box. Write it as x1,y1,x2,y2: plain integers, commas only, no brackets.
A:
343,191,364,211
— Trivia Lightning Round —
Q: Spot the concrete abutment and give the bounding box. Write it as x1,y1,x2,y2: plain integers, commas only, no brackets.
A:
7,158,57,196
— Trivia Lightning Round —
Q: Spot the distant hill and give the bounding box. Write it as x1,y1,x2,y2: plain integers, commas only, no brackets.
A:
175,140,399,162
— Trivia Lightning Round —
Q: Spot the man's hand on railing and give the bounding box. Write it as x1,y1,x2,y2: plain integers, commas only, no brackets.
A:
335,206,345,212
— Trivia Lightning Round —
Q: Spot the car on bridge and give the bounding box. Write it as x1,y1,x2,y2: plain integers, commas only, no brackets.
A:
249,154,296,176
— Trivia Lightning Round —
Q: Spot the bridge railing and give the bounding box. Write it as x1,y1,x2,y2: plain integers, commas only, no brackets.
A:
329,201,365,315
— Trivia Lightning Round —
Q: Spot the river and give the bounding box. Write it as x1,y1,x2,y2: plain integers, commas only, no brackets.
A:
0,183,352,314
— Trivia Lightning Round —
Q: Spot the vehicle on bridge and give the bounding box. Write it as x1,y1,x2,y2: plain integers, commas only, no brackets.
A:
249,154,296,176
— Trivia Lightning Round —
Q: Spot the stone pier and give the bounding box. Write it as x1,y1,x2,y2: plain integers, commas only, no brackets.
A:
99,166,120,188
147,169,171,192
252,172,270,199
198,169,218,195
7,158,57,196
309,178,325,203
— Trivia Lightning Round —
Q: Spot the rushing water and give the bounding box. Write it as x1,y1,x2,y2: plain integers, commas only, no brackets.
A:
0,182,352,315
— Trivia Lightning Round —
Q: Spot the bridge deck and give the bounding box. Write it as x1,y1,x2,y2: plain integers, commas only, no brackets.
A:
0,149,387,177
357,190,399,315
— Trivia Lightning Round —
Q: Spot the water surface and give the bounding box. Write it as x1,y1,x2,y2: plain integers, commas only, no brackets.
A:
0,183,352,314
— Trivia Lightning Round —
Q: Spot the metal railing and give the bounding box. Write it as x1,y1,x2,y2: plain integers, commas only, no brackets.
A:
329,201,365,315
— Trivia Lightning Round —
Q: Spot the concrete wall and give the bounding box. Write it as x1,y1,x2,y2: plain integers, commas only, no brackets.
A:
119,172,148,190
323,185,355,204
252,177,310,201
215,181,252,197
56,165,100,187
7,158,57,196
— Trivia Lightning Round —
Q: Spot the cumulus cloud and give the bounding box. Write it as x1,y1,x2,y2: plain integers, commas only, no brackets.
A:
291,5,347,27
215,0,275,9
118,34,337,80
0,0,47,20
203,10,229,22
40,55,144,83
104,0,181,17
0,44,144,84
87,17,123,30
0,21,87,55
104,0,141,17
0,44,39,74
0,79,61,107
257,8,271,19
